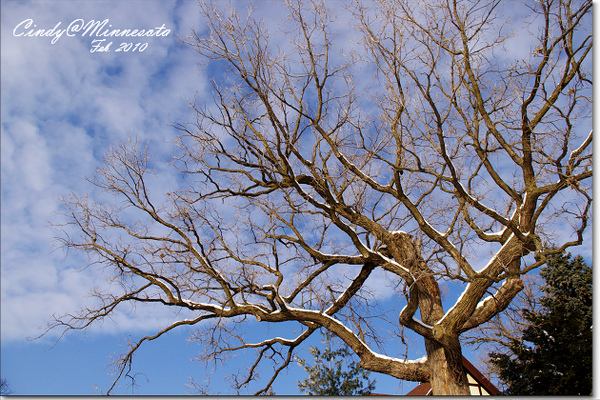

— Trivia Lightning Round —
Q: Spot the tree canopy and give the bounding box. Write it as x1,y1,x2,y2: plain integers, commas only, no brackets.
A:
49,0,592,395
489,252,592,395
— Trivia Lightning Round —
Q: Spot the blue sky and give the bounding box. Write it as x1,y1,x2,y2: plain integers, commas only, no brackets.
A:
1,0,594,397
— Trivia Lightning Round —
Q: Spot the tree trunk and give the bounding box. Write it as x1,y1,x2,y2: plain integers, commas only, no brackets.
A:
425,336,470,395
416,276,470,395
419,280,470,395
392,232,470,395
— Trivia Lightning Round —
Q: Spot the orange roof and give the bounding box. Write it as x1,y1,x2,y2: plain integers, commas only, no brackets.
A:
405,382,432,396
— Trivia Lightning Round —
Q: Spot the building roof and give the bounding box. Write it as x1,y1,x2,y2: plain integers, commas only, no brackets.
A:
405,382,433,396
405,356,499,396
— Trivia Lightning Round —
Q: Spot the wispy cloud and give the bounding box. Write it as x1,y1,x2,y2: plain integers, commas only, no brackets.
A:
1,0,204,342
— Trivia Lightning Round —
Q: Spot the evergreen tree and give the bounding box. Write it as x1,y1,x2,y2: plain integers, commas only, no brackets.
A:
489,252,592,395
296,334,376,395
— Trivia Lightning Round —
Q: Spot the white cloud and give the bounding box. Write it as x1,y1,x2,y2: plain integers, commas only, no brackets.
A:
8,121,52,192
1,0,207,342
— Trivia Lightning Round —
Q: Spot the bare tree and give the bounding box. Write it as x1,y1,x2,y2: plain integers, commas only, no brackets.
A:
463,274,542,353
49,0,592,395
1,378,12,395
